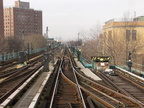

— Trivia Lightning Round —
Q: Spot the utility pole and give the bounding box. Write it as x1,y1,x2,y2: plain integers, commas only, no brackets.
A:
31,42,33,54
78,33,80,46
46,26,49,39
44,53,50,71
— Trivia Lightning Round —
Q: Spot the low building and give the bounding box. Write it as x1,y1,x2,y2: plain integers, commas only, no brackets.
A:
103,17,144,65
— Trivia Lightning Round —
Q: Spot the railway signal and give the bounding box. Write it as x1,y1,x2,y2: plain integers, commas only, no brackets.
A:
43,53,50,71
77,49,81,61
127,51,132,72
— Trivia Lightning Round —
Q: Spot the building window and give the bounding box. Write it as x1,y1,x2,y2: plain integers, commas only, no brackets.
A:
132,30,136,40
108,31,112,39
126,30,130,41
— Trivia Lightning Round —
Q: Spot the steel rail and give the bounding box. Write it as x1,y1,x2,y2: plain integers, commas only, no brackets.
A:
116,67,144,86
0,66,44,107
70,64,120,107
80,86,116,108
0,64,43,104
59,59,87,108
98,71,144,106
49,56,63,108
49,47,86,108
68,47,87,108
68,47,144,107
0,58,44,85
81,81,125,107
75,69,143,107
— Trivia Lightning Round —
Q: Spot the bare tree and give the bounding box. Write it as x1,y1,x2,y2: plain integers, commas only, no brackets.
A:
24,33,47,50
103,12,144,66
0,38,8,54
6,37,22,52
79,24,103,61
78,12,144,69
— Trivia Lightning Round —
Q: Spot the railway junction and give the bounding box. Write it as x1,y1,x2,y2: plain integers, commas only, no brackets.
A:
0,43,144,108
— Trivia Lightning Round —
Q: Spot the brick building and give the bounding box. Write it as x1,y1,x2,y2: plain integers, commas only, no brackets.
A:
103,18,144,65
0,0,4,38
4,0,42,39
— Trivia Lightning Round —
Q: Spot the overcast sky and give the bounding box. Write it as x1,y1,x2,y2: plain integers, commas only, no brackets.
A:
3,0,144,41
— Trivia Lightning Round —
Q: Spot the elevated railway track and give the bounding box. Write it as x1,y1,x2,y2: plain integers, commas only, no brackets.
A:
0,46,61,107
38,46,143,108
0,61,43,104
48,48,86,108
94,67,144,107
0,45,144,108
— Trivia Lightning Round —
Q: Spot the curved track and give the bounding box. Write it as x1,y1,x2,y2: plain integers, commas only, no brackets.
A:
49,48,86,108
43,46,143,108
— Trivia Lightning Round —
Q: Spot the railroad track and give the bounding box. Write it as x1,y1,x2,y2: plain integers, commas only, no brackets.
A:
0,54,44,80
0,46,62,80
0,45,61,107
61,54,114,107
0,45,62,74
38,46,143,108
115,67,144,90
91,68,144,107
77,72,143,107
115,68,144,104
0,56,44,104
48,48,86,108
0,58,18,67
99,68,144,105
0,51,45,73
69,47,143,107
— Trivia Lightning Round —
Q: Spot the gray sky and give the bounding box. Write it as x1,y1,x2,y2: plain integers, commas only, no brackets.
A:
4,0,144,41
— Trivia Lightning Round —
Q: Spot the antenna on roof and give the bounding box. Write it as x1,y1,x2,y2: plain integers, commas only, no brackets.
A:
46,27,49,39
134,11,136,18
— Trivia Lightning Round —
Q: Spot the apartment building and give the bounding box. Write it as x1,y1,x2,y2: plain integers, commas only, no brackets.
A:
0,0,4,38
4,0,42,39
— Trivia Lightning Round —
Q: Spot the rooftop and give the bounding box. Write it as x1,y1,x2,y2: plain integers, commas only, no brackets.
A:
105,16,144,24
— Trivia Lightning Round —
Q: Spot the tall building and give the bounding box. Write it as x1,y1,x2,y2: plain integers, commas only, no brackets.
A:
0,0,4,38
4,0,42,39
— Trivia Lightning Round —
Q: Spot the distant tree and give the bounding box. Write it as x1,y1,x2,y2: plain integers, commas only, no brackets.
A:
79,24,103,61
6,37,22,52
24,33,47,50
0,38,8,54
0,34,47,54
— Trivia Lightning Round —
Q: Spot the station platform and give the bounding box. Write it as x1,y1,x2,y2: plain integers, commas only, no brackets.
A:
13,63,54,108
74,58,101,81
